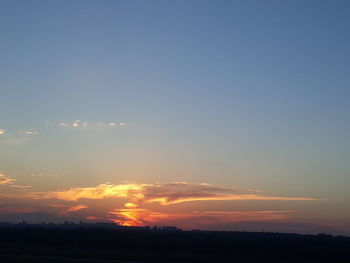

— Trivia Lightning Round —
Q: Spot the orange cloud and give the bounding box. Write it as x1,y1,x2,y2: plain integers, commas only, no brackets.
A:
0,174,16,185
144,194,315,205
85,216,106,221
30,182,316,206
67,204,88,213
124,202,138,208
30,183,143,201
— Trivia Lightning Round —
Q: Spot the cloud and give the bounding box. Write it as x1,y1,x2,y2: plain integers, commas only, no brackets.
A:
0,120,127,142
23,131,38,135
138,182,315,205
67,205,88,213
0,174,16,185
29,182,317,205
30,183,143,201
51,121,127,129
0,174,33,190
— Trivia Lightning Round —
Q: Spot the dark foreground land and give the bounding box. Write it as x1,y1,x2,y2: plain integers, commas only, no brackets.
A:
0,228,349,263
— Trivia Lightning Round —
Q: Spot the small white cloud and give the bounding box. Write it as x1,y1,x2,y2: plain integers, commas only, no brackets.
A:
0,129,6,135
50,120,127,129
108,122,127,127
24,131,38,135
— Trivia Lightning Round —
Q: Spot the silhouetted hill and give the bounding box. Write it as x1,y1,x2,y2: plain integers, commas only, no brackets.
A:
0,227,349,262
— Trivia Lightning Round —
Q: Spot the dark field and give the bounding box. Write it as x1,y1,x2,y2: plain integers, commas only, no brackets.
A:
0,228,349,263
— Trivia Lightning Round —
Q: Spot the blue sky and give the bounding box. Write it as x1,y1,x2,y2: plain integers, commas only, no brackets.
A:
0,0,350,233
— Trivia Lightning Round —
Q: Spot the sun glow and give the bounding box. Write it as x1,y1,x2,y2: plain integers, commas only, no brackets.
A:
109,208,169,226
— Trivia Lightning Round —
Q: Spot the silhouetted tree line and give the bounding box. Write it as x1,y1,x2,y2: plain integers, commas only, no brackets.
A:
0,228,349,262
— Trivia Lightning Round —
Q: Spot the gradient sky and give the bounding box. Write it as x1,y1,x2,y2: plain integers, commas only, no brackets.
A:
1,0,350,234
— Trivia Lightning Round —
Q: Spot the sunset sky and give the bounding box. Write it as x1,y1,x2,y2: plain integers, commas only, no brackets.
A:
1,0,350,234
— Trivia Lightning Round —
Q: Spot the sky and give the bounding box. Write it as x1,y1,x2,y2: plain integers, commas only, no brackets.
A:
0,0,350,234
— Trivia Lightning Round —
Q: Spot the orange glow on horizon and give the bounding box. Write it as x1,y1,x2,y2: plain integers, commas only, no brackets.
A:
108,208,293,228
2,181,317,229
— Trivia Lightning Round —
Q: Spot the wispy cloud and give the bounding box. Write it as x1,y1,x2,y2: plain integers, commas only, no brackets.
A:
0,120,127,143
0,174,34,191
10,184,32,190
